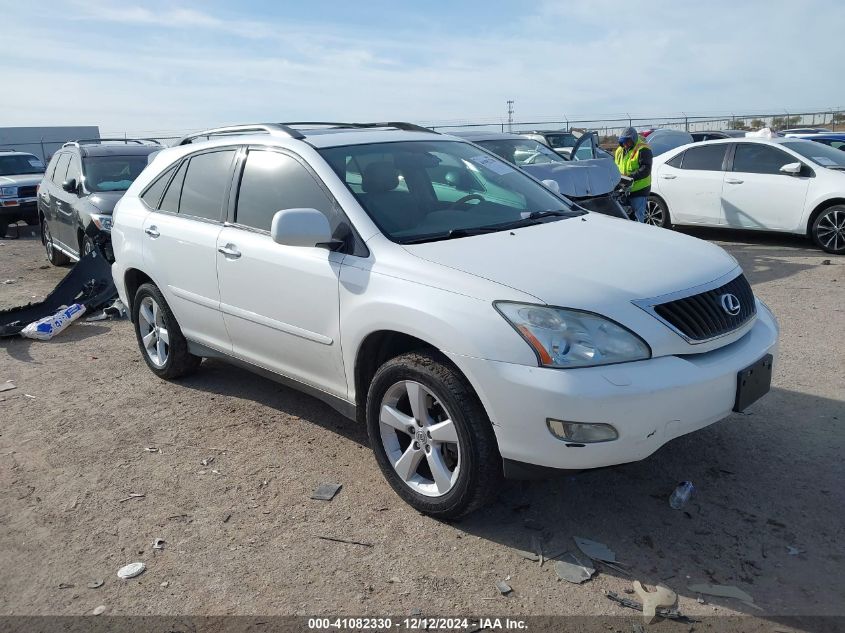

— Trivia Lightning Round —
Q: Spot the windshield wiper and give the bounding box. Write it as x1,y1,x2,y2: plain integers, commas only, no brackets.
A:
399,226,501,244
398,209,582,244
523,209,579,219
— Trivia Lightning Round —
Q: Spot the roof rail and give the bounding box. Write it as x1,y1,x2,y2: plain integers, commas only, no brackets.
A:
177,124,305,145
0,149,17,153
61,138,162,148
282,121,438,134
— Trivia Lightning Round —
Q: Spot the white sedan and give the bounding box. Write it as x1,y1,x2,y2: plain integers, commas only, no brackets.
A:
648,137,845,254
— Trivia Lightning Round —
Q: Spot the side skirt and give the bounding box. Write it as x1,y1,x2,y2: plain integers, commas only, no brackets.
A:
187,340,358,421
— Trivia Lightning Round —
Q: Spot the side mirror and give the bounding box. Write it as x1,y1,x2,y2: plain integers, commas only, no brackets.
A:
780,162,802,175
542,179,561,194
62,178,78,193
270,208,333,248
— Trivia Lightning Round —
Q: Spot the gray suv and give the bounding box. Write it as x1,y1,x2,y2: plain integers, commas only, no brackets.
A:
0,150,45,237
38,139,160,264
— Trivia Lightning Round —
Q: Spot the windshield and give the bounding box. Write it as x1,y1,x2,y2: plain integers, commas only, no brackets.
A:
476,139,565,166
318,140,578,243
782,141,845,168
543,134,576,149
82,155,149,192
0,154,44,176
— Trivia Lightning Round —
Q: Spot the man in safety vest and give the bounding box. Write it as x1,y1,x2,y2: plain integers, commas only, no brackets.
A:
614,126,653,223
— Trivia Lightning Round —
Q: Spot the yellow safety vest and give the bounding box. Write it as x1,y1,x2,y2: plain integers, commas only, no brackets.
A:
614,139,652,193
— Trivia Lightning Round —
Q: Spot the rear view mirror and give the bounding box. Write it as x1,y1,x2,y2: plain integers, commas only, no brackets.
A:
780,162,802,175
62,178,78,193
542,179,561,194
271,208,333,248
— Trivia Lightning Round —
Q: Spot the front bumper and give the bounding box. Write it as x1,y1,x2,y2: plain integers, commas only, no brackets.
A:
0,198,38,220
448,303,779,471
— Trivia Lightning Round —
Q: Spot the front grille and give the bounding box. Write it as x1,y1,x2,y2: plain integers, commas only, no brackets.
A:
653,274,756,341
17,186,37,198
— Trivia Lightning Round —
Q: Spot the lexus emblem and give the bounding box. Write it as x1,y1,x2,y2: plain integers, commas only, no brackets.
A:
720,293,741,316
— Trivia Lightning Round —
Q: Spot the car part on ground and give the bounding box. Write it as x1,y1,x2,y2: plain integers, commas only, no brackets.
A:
0,247,117,337
111,121,779,517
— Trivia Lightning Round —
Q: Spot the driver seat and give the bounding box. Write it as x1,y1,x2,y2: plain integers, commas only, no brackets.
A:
360,162,421,233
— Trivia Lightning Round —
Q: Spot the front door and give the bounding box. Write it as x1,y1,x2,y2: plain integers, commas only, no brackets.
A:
216,147,347,398
721,143,811,231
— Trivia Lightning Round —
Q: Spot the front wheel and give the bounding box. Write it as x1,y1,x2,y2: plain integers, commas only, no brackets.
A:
132,283,201,379
366,351,501,519
811,205,845,254
645,196,671,228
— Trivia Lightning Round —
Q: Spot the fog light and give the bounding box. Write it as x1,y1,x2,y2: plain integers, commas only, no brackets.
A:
547,419,618,443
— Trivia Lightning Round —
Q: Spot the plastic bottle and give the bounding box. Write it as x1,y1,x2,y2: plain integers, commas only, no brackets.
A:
669,481,694,510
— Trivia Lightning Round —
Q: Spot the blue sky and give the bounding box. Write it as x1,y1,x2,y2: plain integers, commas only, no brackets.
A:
3,0,844,136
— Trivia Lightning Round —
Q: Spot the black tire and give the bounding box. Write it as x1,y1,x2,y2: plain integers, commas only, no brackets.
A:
0,222,8,239
132,283,201,379
646,195,672,229
80,234,96,257
366,351,501,519
811,204,845,255
42,218,70,265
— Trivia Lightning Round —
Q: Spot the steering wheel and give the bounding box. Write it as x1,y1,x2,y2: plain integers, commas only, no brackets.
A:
451,193,485,209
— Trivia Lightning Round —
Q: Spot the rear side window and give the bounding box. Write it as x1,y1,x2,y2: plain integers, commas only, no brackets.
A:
235,150,336,231
159,161,188,213
681,144,727,171
52,154,71,183
665,152,684,168
141,164,176,209
732,144,793,174
179,150,236,221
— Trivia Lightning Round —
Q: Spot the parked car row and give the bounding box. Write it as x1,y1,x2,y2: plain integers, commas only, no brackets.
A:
106,121,779,518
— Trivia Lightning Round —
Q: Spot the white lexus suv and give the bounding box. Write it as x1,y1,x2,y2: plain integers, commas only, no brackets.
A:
111,122,779,518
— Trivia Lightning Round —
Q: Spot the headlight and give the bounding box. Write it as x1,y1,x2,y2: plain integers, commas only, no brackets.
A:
89,214,113,232
0,186,18,198
495,302,651,368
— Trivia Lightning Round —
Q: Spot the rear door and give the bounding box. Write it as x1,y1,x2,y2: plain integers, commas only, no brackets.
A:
216,147,347,397
721,143,811,231
52,153,83,251
657,143,729,225
141,148,237,352
45,153,71,247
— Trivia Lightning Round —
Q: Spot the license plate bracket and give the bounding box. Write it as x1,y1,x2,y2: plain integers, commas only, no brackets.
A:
734,353,773,412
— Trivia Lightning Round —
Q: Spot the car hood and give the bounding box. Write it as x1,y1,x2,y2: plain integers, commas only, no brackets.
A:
521,159,620,197
85,191,125,213
0,174,44,187
402,213,737,312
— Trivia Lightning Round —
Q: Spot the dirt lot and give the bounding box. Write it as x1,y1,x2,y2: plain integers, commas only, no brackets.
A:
1,226,843,626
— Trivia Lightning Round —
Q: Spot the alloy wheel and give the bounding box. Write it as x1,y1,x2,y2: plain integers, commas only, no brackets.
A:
644,199,665,227
816,208,845,253
378,380,461,497
138,296,170,368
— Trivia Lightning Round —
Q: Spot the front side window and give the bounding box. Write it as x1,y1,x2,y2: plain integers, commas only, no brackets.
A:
681,144,728,171
782,141,845,168
477,139,564,166
83,155,150,192
319,140,579,243
0,154,44,176
235,150,336,231
178,150,236,221
733,144,797,174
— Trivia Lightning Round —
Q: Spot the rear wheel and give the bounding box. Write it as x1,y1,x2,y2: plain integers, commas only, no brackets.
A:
366,351,501,519
132,283,201,379
43,219,70,265
811,205,845,255
645,196,671,228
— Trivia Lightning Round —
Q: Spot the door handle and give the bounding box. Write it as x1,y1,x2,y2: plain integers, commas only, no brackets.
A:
144,226,160,238
660,174,677,180
725,178,744,184
217,244,241,259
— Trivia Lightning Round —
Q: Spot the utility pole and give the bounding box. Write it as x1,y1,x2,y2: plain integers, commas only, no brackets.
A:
507,100,514,132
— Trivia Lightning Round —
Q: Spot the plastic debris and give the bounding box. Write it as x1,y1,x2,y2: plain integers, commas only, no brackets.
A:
86,298,128,322
669,481,695,510
605,591,694,623
574,536,617,563
786,545,801,556
87,579,104,589
822,259,831,265
2,279,15,284
161,581,170,588
495,580,513,595
311,482,342,501
633,581,677,624
554,553,596,584
92,606,107,616
21,303,86,340
144,447,160,453
119,493,145,502
687,583,754,604
24,394,36,399
201,457,214,466
0,381,16,392
117,562,146,579
153,538,165,550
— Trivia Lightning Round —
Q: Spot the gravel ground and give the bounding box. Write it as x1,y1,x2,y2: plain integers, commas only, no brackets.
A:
1,225,843,626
